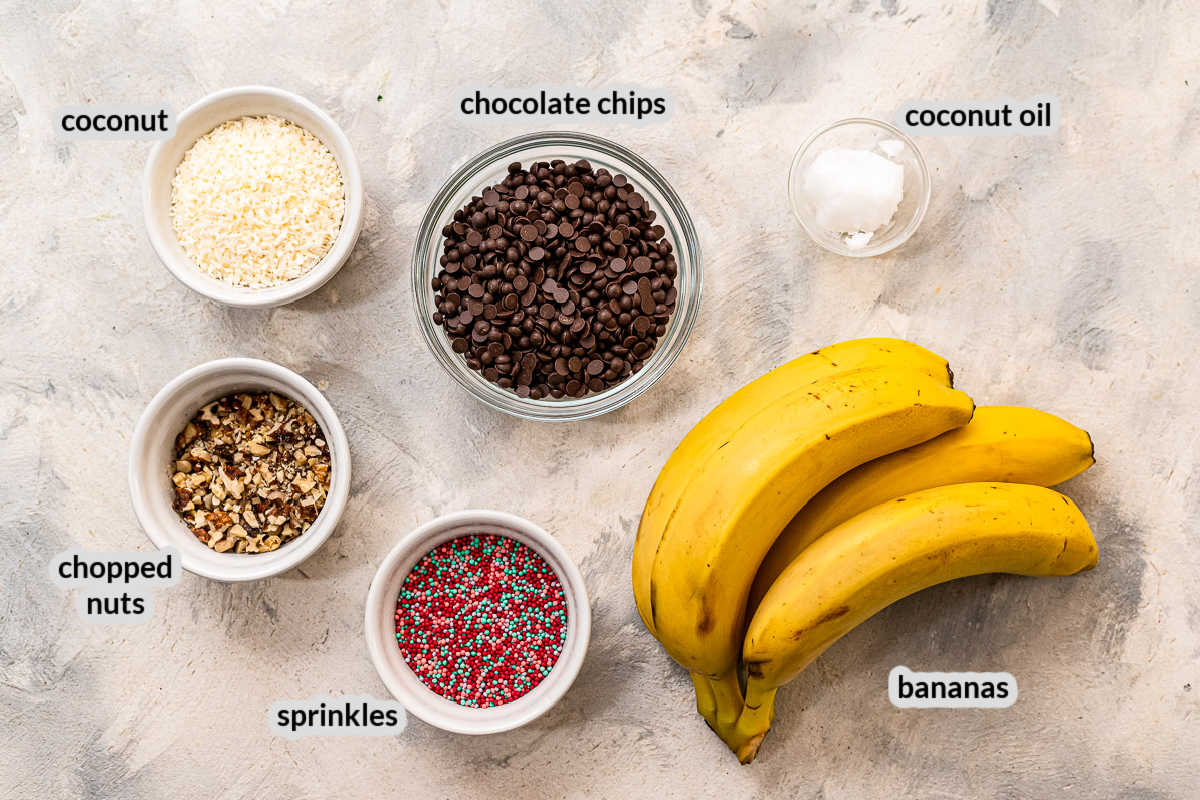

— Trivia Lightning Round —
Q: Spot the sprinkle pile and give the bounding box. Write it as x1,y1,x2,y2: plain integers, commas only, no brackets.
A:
395,534,568,708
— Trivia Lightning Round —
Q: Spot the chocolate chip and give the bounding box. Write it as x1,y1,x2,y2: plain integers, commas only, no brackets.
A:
638,278,655,315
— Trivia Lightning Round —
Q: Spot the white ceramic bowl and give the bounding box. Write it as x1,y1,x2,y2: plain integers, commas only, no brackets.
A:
788,117,931,258
129,357,351,582
143,86,364,307
365,510,591,734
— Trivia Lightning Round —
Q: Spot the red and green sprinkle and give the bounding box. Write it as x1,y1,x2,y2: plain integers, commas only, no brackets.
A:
395,533,568,708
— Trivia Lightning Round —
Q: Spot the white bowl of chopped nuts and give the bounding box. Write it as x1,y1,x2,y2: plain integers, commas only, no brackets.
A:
129,357,350,582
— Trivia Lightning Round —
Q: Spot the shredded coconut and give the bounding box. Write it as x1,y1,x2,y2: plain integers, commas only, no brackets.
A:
170,115,345,288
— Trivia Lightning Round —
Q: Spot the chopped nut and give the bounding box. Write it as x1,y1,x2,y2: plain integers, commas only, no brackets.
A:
207,511,232,533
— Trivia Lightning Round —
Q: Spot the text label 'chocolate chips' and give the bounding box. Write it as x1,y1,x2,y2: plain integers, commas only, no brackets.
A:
430,159,679,401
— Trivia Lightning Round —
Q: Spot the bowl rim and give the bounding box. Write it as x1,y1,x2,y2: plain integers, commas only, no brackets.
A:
410,130,702,421
128,357,351,582
364,509,591,734
142,85,364,308
787,116,931,258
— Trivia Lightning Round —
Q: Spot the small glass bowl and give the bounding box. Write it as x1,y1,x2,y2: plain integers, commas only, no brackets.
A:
411,131,702,421
788,118,930,258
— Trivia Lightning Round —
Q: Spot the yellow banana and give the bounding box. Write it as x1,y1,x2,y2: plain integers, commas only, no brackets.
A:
633,338,953,637
735,482,1098,763
749,406,1095,613
640,366,974,732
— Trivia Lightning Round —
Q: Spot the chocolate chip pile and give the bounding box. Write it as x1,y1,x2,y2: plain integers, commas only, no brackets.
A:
431,159,678,399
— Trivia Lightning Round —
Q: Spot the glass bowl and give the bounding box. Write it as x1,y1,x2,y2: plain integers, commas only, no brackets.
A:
411,131,702,421
788,118,930,258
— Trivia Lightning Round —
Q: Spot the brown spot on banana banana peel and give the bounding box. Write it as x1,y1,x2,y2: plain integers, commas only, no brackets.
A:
788,604,851,640
696,598,714,634
816,604,850,624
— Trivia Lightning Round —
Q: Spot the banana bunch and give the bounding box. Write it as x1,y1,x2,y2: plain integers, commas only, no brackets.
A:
631,338,1098,763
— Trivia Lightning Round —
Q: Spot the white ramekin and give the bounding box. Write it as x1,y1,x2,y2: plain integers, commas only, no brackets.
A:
129,358,351,582
142,85,364,308
365,510,591,734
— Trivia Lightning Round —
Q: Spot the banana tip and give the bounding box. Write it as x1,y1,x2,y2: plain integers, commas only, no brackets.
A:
737,734,765,765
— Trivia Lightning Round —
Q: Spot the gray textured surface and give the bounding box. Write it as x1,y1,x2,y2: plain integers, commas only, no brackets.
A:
2,1,1198,798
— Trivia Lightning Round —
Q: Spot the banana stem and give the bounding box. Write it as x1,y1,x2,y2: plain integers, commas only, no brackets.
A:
691,672,716,723
708,670,744,728
729,682,777,764
693,670,745,740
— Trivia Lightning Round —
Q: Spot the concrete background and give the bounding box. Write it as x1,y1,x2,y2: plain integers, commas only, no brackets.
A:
2,1,1197,797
